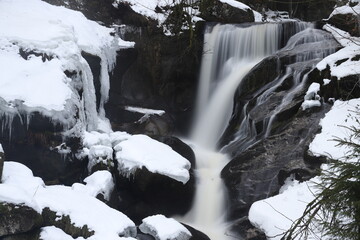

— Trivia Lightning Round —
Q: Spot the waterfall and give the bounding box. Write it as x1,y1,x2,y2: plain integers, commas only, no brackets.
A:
179,22,310,239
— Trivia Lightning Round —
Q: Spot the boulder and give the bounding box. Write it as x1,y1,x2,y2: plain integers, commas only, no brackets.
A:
114,136,195,224
0,203,43,237
115,166,195,224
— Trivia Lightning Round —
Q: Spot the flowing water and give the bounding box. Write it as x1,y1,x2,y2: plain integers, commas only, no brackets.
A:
179,22,310,239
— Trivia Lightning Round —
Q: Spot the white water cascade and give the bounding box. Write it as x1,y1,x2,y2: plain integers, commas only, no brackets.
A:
179,23,296,239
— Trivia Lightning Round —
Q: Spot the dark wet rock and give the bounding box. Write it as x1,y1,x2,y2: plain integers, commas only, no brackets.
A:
221,103,331,220
0,203,43,237
328,12,360,37
182,224,210,240
115,165,195,224
228,217,266,240
42,208,94,238
0,148,4,182
112,112,175,137
136,232,156,240
0,229,41,240
199,0,254,23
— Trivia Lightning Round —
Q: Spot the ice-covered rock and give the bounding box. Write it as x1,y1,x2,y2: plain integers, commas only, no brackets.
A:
139,215,191,240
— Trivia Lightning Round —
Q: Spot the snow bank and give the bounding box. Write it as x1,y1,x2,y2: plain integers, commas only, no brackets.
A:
139,215,192,240
249,176,323,240
309,98,360,159
317,24,360,79
0,0,134,132
115,135,191,184
72,170,115,201
249,98,360,239
301,82,321,110
0,162,136,239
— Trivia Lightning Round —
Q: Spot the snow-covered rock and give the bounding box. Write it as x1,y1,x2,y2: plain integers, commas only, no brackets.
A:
317,25,360,79
115,134,191,184
0,161,136,239
301,82,321,110
139,215,192,240
72,170,115,201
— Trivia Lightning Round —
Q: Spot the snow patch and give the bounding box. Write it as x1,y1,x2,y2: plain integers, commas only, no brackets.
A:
0,144,3,153
301,82,321,110
323,78,331,85
125,106,165,116
139,215,192,240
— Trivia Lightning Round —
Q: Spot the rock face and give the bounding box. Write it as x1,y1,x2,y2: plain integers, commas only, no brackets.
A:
219,27,340,236
0,203,43,237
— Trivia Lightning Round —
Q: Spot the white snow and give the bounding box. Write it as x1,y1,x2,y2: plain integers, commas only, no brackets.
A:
41,226,86,240
139,215,192,240
82,131,191,183
40,226,137,240
249,98,360,239
87,145,114,172
125,106,165,116
329,3,360,18
317,24,360,79
309,98,360,159
301,82,321,110
323,78,331,85
114,0,202,34
115,134,191,184
249,176,325,240
0,0,134,131
0,161,136,239
219,0,250,10
0,144,3,153
72,170,115,201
